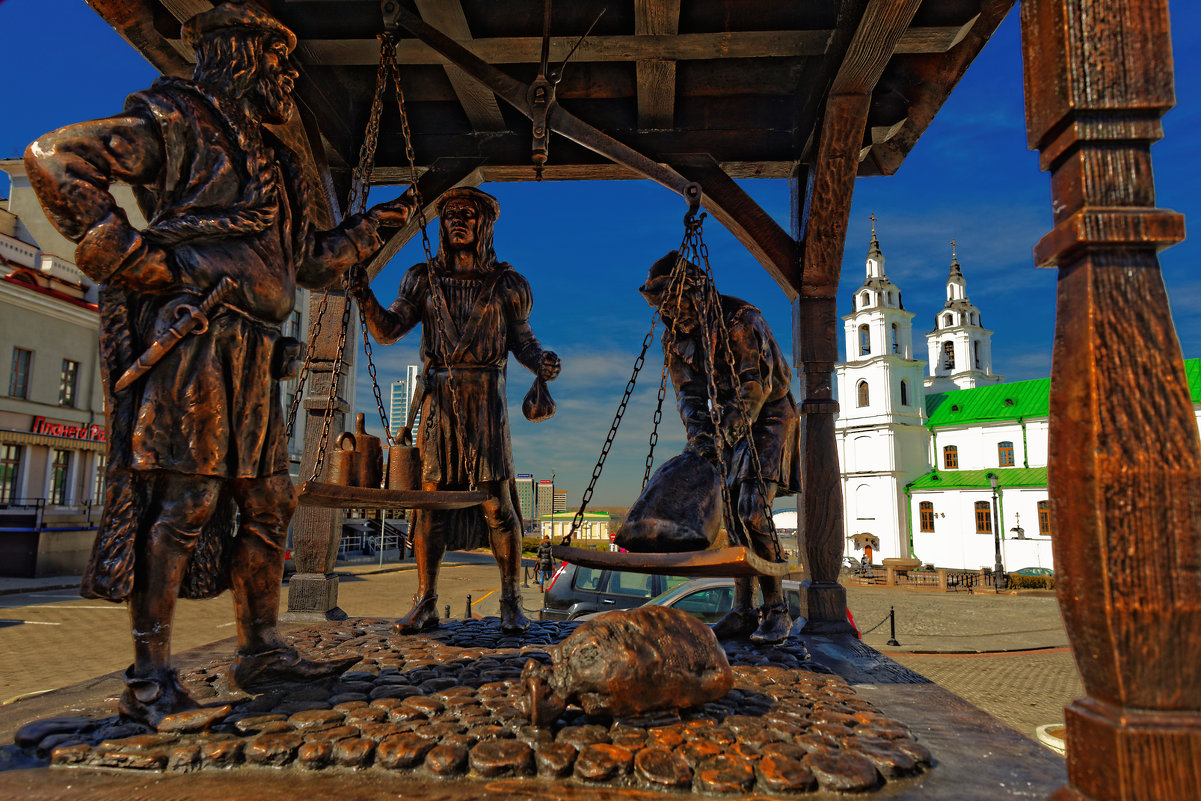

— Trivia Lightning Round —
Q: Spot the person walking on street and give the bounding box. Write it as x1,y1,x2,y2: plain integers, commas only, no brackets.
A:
864,543,874,578
536,535,554,589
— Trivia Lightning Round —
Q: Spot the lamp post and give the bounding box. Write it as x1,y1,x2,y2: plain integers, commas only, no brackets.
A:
988,473,1007,589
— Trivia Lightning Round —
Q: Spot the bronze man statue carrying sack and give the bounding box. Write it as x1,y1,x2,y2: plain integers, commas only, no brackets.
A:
628,252,800,643
350,187,560,634
24,1,416,725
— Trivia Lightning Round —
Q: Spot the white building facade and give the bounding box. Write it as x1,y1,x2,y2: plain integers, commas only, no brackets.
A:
832,226,1201,572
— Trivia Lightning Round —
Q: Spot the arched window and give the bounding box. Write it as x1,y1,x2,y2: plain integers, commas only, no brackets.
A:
857,380,870,407
861,292,870,308
891,323,899,353
942,341,955,369
858,324,870,356
900,379,909,406
975,501,993,534
919,501,935,532
887,291,894,305
974,340,981,368
1038,500,1052,536
944,313,954,327
998,441,1015,467
943,445,958,469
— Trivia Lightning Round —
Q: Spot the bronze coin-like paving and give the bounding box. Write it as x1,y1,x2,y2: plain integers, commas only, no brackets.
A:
13,619,932,795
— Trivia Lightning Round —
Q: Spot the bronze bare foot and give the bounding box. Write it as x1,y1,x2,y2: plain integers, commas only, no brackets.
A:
750,602,792,644
230,647,358,692
395,594,440,634
118,666,199,727
499,589,529,633
710,607,759,641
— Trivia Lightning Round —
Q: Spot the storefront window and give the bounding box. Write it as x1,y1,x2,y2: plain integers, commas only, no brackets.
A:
50,449,70,505
0,445,20,504
92,453,106,504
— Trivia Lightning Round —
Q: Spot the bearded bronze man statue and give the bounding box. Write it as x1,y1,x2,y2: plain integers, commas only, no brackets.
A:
640,252,800,643
351,187,560,634
23,1,414,724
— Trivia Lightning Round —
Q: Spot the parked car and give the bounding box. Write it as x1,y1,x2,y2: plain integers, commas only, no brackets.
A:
573,576,861,638
841,556,861,572
539,562,689,620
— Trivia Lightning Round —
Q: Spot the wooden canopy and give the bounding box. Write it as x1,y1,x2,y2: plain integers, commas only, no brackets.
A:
91,0,1011,298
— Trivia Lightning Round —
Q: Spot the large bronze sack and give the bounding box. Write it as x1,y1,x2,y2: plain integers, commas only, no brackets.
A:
613,448,722,553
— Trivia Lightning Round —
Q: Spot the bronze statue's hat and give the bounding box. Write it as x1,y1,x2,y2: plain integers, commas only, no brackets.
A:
183,0,298,52
639,251,708,306
436,187,501,221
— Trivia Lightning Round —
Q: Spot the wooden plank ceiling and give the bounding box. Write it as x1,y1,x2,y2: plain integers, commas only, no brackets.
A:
89,0,1013,293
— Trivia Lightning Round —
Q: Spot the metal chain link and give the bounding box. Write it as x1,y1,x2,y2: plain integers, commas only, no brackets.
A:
561,314,659,546
691,222,784,562
644,362,668,490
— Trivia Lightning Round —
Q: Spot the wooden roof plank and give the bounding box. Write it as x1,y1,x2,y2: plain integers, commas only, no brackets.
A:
414,0,508,132
635,0,682,131
832,0,926,95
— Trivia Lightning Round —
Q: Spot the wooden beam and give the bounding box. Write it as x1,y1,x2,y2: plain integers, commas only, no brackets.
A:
85,0,193,77
1020,0,1193,799
369,161,797,184
634,0,681,131
414,0,507,132
294,27,970,67
831,0,925,95
667,154,799,299
364,157,486,280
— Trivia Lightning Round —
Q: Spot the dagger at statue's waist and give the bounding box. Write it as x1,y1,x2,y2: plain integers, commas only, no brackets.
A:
114,276,238,392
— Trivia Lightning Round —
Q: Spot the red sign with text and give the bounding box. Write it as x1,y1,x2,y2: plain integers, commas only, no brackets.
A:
32,416,106,443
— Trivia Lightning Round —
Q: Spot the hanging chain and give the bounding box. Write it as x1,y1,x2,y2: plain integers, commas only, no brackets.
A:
692,222,784,562
644,362,668,490
561,313,659,547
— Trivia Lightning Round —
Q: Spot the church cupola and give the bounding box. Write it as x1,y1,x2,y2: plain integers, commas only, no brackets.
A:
925,241,1003,392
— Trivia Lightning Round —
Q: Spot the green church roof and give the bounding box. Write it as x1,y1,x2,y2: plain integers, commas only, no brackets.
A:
908,467,1048,491
924,358,1201,428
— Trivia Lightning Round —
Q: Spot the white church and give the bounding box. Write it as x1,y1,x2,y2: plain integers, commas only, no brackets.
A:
833,222,1201,572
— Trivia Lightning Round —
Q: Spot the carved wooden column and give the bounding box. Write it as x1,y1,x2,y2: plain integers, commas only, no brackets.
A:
283,291,353,622
1020,2,1193,799
794,93,871,635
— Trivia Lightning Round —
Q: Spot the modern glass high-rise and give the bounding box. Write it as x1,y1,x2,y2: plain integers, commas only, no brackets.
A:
536,479,555,520
389,365,421,434
515,474,534,522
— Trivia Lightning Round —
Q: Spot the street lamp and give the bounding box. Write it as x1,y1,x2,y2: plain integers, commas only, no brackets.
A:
988,473,1007,589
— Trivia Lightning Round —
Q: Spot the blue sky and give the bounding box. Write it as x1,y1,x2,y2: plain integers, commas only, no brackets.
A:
3,1,1198,507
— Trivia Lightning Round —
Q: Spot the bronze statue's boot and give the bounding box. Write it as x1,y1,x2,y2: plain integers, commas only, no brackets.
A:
750,601,792,644
395,594,440,634
230,647,358,692
710,607,759,640
499,588,529,634
119,666,199,727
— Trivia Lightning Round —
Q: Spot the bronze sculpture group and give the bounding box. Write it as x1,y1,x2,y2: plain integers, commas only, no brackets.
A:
23,1,795,725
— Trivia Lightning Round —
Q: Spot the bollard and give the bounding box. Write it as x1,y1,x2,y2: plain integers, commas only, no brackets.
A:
445,604,451,620
465,595,472,619
886,605,900,647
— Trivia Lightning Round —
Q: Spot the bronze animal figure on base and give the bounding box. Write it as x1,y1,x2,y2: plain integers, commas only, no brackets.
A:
23,1,416,726
350,186,560,635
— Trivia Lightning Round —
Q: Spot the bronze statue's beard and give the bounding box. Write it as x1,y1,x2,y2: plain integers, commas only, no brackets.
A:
253,75,295,125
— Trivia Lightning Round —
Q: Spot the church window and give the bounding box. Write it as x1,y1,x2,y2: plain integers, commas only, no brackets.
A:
998,441,1015,467
943,445,958,469
900,380,909,406
891,324,899,353
944,313,954,327
1038,500,1052,536
974,340,981,368
942,341,955,369
861,292,870,308
857,380,870,408
919,502,935,532
975,501,993,534
859,325,870,355
887,291,894,304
